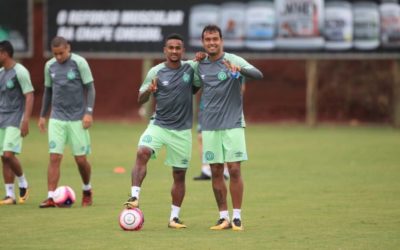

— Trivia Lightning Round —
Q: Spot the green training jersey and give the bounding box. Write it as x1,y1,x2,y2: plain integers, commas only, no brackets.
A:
0,63,34,128
198,52,254,130
44,53,93,121
139,60,200,130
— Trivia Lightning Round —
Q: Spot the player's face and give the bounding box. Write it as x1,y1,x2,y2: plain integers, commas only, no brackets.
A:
164,39,184,63
202,31,223,56
52,44,71,64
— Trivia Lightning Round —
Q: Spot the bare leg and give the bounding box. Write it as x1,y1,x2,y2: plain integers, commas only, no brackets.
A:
227,162,243,209
74,155,91,185
131,146,152,187
2,151,23,178
210,163,227,211
171,168,186,207
48,153,63,191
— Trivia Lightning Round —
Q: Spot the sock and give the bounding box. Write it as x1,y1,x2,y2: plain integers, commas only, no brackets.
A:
223,166,230,177
233,209,241,220
170,205,181,221
82,183,92,191
219,210,229,221
17,174,28,188
48,191,54,199
201,164,211,176
131,186,141,199
5,184,15,199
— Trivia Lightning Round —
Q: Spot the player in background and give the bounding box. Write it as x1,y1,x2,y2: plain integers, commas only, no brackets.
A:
198,25,263,230
124,33,200,229
0,40,34,205
38,36,95,208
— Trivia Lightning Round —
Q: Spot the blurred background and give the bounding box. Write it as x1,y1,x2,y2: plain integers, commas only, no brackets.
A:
1,0,399,126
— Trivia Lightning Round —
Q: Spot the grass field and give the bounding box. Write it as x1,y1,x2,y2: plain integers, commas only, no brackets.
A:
1,121,400,249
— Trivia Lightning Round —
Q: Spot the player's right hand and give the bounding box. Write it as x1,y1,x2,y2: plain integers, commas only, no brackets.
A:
148,77,158,93
38,117,47,133
194,51,207,61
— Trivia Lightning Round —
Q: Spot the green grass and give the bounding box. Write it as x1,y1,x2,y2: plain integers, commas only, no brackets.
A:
1,122,400,249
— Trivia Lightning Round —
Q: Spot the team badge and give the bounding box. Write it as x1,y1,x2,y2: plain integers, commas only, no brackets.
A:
6,80,14,89
205,151,215,161
183,72,191,83
142,135,152,143
67,69,76,80
49,141,57,149
217,71,227,81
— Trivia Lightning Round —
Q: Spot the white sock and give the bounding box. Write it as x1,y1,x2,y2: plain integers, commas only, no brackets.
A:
17,174,28,188
82,183,92,191
5,184,15,199
170,205,181,221
201,164,211,176
48,191,54,198
131,186,141,199
219,210,229,221
233,209,241,220
223,166,230,177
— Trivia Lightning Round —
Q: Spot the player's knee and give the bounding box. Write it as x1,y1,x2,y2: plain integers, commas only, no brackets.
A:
74,156,88,166
1,152,15,162
136,147,152,161
228,167,241,180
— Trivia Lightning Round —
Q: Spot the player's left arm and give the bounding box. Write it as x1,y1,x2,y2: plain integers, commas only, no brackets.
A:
77,57,95,129
16,67,34,137
225,54,264,80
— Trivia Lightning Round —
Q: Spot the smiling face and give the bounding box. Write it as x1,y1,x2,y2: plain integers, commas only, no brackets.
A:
52,44,71,64
164,38,184,63
202,30,223,58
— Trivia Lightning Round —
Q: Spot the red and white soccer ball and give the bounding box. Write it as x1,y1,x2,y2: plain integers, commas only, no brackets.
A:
53,186,76,207
119,208,144,231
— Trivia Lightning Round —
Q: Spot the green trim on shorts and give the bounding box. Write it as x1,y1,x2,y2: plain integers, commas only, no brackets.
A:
202,128,248,164
0,127,22,155
48,119,91,156
138,124,192,168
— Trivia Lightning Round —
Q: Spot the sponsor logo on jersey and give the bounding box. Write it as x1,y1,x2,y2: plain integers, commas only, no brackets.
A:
161,80,169,86
235,151,244,158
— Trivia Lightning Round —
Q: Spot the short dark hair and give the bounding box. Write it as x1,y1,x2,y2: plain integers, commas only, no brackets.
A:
165,33,184,45
201,24,222,40
51,36,69,48
0,40,14,58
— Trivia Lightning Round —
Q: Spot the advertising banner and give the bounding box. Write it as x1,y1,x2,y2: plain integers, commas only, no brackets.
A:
0,0,32,57
45,0,400,59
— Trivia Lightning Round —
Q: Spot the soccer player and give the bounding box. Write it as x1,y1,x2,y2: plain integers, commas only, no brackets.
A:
38,36,95,208
0,40,33,205
124,33,200,229
198,25,263,230
193,83,246,181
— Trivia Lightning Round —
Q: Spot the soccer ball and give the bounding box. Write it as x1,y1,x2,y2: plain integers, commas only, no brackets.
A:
119,208,144,231
53,186,76,207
